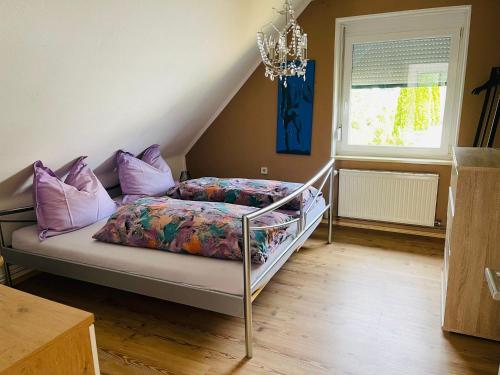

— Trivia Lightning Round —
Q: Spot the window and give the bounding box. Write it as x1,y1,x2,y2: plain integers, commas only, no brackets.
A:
333,7,470,160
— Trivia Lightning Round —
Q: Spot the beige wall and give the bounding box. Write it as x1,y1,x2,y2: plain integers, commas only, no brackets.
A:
187,0,500,226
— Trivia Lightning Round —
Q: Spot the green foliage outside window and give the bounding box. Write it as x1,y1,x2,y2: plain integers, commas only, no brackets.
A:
390,72,442,145
348,74,445,148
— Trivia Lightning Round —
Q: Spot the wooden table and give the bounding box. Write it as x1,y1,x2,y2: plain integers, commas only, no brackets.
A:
0,285,100,374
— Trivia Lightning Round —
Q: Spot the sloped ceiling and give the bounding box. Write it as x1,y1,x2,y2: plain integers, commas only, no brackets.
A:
0,0,310,209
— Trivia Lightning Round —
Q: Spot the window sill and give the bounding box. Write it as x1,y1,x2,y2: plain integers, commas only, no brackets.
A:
334,154,453,166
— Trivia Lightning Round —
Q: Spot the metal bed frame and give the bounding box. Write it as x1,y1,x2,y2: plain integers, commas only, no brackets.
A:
0,158,335,358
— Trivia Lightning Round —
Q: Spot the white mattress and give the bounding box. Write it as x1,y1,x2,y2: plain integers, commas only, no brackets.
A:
11,198,325,296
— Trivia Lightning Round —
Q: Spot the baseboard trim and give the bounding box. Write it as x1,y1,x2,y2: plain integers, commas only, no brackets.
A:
329,217,446,239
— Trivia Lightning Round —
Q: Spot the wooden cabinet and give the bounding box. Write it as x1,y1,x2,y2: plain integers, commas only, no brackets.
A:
0,285,100,374
442,147,500,340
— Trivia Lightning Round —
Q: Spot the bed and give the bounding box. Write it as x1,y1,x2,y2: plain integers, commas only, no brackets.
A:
0,159,335,358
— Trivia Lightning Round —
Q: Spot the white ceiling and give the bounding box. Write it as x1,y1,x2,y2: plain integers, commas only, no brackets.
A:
0,0,310,208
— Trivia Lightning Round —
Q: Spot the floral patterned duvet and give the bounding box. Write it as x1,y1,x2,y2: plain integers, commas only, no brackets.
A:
93,197,292,264
167,177,318,211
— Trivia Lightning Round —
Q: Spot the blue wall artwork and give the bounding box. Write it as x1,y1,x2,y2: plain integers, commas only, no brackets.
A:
276,60,315,155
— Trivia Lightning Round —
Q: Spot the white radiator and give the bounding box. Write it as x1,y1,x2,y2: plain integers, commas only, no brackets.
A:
338,169,439,227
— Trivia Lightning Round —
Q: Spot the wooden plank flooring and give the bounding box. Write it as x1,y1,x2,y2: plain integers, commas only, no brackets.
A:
15,226,500,374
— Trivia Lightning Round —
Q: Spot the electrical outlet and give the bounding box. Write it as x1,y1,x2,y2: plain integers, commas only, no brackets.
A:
260,166,268,175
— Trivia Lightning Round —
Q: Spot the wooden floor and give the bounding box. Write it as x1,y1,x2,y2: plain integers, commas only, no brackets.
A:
16,226,500,375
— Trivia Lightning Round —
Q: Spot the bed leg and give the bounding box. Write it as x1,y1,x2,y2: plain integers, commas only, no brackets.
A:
327,209,333,244
244,301,253,358
4,262,13,287
327,168,334,244
242,216,253,359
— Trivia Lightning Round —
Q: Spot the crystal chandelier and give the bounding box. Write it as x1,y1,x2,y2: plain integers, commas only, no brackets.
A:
256,0,308,87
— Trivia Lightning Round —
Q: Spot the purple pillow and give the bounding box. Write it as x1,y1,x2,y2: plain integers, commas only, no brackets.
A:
33,157,117,240
117,144,175,203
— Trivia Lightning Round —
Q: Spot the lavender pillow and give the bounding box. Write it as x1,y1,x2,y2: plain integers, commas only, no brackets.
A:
33,157,117,240
117,144,175,203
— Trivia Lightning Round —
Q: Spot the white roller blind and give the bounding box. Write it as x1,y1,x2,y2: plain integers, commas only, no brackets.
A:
351,37,451,88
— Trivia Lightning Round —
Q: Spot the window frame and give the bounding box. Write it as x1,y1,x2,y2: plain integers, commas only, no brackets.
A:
331,6,471,161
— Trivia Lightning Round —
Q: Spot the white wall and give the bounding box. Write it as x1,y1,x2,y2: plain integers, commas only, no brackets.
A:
0,0,309,209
